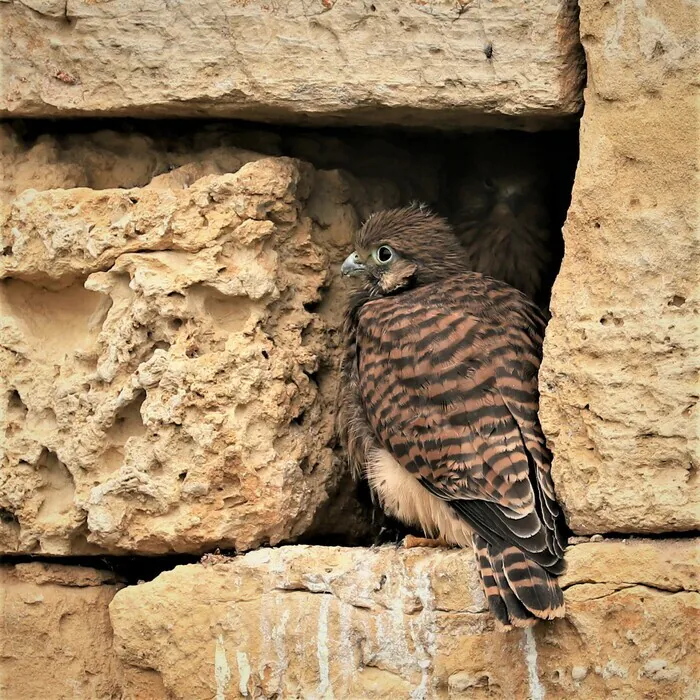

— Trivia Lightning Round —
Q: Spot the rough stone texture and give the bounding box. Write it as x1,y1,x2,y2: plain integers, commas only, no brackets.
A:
539,0,699,534
110,540,700,700
0,562,125,700
1,0,584,127
0,148,395,555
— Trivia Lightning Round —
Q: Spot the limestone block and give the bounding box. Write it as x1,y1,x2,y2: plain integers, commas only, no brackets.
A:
539,0,699,534
1,0,584,127
0,154,380,554
0,562,125,700
110,540,700,700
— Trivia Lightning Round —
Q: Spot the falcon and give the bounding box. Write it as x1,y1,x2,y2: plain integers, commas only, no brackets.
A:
337,205,567,628
446,134,562,309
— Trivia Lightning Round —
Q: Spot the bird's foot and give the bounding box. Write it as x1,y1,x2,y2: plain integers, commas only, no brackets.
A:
402,535,447,549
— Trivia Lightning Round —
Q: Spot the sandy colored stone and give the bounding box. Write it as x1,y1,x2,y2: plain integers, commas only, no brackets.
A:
110,540,700,699
560,538,700,592
0,152,390,555
0,562,124,700
539,0,700,534
1,0,583,127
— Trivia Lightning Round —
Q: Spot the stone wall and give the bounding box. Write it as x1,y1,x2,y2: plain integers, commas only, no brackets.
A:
109,541,698,699
538,0,699,536
1,0,698,698
1,563,126,699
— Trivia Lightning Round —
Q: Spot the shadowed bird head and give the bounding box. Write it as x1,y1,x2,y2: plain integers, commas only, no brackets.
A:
341,205,468,295
452,139,549,232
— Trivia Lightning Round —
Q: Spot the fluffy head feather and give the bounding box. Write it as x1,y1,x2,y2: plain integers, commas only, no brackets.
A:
343,205,469,295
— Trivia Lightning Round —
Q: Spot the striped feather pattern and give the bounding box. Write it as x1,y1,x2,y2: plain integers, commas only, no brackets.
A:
338,206,568,626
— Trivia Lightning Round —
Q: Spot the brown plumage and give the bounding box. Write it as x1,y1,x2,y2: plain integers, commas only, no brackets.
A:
337,205,567,628
446,134,562,309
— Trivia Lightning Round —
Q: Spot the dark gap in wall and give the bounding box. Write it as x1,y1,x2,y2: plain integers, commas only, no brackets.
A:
301,475,421,548
5,116,579,307
0,552,200,585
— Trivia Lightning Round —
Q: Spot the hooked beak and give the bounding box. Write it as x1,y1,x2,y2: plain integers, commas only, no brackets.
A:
341,251,366,277
501,184,524,215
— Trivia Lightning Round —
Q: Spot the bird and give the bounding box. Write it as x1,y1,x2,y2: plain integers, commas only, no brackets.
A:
336,205,567,628
445,134,563,310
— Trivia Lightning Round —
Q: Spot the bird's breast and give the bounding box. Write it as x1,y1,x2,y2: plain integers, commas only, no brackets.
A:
365,447,473,547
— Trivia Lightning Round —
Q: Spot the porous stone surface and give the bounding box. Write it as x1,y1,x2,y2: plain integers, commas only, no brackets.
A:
539,0,700,534
0,147,392,555
1,0,584,127
0,562,125,700
110,539,700,700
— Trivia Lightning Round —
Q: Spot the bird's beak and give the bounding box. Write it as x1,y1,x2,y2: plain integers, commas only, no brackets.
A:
502,185,524,215
341,252,366,277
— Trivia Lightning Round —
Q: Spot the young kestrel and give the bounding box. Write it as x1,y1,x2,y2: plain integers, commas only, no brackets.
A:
337,205,567,628
446,134,564,310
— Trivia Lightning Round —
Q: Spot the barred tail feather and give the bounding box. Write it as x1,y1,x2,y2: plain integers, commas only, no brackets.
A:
473,535,510,627
473,534,564,628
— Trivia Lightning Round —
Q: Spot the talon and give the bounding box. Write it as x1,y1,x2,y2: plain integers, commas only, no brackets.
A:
402,535,447,549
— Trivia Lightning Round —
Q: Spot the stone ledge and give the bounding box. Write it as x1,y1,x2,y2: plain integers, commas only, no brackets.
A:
1,0,583,126
109,539,699,699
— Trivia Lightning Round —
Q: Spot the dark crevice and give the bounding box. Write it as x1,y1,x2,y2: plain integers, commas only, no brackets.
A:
0,508,19,525
561,578,689,595
300,474,416,548
303,299,322,314
0,553,200,585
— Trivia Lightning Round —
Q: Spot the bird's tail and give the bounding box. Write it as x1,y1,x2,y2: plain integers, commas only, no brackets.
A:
472,534,565,628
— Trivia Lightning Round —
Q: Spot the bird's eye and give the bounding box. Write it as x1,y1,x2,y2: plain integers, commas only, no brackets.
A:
483,178,496,191
373,245,394,264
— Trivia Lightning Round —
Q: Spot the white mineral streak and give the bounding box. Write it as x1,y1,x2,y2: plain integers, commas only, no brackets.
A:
214,634,232,700
375,566,413,678
235,650,251,698
257,592,291,697
523,627,545,700
257,592,273,691
366,555,439,700
337,601,356,685
272,608,291,690
316,595,334,699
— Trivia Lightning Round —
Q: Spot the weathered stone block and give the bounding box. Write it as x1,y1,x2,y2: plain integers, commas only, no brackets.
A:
0,154,380,554
109,540,700,699
0,563,125,700
539,0,699,534
1,0,583,127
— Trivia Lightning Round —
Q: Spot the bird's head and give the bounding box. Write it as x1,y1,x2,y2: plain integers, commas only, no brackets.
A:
341,205,468,295
452,137,547,227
